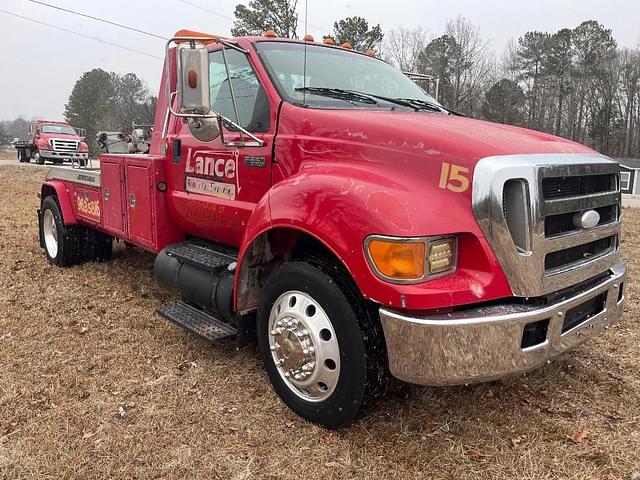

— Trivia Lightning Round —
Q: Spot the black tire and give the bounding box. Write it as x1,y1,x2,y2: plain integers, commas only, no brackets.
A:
40,196,87,267
35,149,45,165
89,230,113,262
257,260,388,428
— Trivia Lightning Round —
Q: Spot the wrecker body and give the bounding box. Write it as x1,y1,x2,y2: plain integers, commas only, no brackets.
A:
37,32,626,427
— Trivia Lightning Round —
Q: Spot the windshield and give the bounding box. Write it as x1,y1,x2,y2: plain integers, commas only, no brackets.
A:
40,124,76,135
255,41,439,109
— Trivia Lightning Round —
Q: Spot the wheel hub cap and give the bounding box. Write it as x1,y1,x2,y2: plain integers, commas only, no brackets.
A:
43,209,58,258
268,291,340,402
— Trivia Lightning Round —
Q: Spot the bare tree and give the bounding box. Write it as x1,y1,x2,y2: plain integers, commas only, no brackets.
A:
383,26,428,72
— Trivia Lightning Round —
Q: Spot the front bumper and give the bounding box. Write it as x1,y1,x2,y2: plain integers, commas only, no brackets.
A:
379,261,626,386
40,150,88,160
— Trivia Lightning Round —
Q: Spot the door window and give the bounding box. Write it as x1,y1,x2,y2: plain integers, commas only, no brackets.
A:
209,49,270,132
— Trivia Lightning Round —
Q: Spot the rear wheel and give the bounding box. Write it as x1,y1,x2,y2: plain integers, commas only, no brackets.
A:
257,260,388,428
90,230,112,262
40,196,86,267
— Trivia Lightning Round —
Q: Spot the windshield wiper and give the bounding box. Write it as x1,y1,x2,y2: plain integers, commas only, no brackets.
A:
293,87,463,115
294,87,377,105
396,98,465,116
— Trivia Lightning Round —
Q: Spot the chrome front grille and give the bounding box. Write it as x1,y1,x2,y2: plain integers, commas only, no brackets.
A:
50,138,79,153
473,154,621,297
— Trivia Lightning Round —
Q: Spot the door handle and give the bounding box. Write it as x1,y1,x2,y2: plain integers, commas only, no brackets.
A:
129,193,136,208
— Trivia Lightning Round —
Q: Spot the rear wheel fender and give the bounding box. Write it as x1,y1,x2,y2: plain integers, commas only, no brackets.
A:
41,181,77,225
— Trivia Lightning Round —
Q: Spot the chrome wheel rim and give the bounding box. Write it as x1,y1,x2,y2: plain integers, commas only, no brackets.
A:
268,290,340,402
43,209,58,258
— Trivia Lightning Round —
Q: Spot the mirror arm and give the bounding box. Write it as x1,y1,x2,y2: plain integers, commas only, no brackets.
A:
220,45,244,144
219,115,264,147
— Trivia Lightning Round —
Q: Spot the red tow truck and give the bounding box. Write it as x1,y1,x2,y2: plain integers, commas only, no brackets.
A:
37,30,626,427
17,119,88,166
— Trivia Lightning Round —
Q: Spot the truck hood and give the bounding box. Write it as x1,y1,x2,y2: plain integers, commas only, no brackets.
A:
39,132,81,141
274,103,599,239
277,106,594,171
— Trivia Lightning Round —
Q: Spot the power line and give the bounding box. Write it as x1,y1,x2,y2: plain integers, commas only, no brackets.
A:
176,0,332,37
0,8,163,59
25,0,167,40
176,0,234,22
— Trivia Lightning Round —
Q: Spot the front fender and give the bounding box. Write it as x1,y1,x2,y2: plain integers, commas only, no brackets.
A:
41,180,77,225
235,164,512,311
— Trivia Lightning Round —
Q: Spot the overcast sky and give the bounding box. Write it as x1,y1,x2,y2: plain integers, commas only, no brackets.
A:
1,0,639,121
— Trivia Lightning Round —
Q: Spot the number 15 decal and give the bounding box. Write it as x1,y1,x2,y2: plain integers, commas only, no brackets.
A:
439,162,470,193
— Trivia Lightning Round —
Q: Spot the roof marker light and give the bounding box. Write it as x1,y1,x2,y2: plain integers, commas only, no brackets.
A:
303,34,314,42
341,42,352,49
264,29,277,37
323,37,335,45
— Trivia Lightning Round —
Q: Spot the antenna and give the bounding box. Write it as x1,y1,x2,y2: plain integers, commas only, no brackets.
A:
302,0,308,106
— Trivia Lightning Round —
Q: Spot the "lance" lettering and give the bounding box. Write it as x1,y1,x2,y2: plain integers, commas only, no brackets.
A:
186,155,236,179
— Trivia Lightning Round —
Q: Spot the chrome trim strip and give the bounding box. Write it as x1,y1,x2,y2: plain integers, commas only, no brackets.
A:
379,261,626,385
46,167,101,187
473,153,621,297
543,191,620,215
543,223,619,253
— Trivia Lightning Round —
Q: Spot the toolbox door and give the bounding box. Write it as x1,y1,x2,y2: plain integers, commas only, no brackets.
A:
101,159,126,236
126,163,155,247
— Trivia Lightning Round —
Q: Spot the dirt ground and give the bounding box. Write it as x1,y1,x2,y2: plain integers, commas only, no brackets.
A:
1,161,639,480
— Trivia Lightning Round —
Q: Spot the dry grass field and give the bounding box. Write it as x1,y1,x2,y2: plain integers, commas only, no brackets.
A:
1,162,639,480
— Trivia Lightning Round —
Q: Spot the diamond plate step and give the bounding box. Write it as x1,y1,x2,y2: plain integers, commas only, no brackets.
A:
157,302,237,341
165,240,238,272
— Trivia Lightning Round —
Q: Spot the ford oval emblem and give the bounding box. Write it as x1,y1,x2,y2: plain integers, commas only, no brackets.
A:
573,210,600,230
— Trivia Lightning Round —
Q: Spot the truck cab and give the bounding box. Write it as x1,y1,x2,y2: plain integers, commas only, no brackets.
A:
37,31,626,427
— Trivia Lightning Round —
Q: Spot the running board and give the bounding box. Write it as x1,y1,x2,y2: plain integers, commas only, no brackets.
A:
164,240,238,273
157,301,237,341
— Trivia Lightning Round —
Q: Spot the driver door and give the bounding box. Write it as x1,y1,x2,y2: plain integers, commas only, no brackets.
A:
168,46,275,247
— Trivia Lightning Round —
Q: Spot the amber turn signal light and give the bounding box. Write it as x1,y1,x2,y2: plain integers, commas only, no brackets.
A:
187,70,198,88
367,239,425,280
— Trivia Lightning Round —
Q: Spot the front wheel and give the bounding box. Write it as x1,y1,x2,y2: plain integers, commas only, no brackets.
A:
34,149,44,165
257,261,388,428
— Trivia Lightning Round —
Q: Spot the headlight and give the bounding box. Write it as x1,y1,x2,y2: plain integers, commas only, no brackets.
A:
365,235,457,283
427,238,457,274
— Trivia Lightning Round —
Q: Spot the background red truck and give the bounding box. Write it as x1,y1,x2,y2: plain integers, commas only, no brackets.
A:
36,30,626,427
16,119,88,166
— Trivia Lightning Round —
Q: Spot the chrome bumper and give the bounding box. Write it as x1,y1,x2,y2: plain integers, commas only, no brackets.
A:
41,151,88,159
379,261,626,386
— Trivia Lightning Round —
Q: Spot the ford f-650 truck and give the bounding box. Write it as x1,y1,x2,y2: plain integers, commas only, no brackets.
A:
17,119,88,166
37,31,626,427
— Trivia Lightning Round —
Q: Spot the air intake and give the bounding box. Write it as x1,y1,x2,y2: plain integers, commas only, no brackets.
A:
502,179,531,253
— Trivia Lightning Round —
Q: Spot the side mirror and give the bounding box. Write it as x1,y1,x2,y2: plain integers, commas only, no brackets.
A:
176,42,220,142
28,125,33,135
177,43,211,114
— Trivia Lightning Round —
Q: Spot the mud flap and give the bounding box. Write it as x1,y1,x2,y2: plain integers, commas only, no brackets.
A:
37,209,44,248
